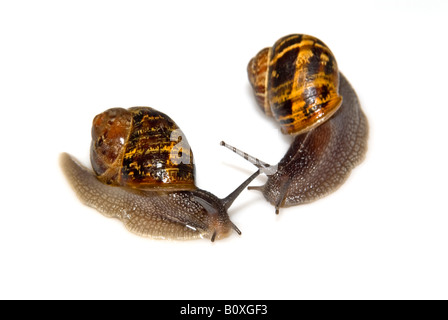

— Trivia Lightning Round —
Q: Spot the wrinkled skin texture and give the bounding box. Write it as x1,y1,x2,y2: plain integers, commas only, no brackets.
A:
60,152,259,241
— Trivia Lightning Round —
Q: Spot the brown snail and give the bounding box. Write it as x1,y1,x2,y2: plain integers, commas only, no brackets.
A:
60,107,259,241
222,34,368,213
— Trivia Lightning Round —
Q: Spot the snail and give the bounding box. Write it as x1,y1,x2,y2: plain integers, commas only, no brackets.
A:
60,107,260,241
222,34,368,214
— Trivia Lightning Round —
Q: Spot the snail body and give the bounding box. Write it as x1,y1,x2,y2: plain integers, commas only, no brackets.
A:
61,107,259,241
223,34,368,213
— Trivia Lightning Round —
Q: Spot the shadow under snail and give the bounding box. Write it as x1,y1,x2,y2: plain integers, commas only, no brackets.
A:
60,107,260,241
221,34,369,214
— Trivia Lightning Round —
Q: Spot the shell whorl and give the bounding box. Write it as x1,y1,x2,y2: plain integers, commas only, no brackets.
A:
90,107,196,190
248,34,343,135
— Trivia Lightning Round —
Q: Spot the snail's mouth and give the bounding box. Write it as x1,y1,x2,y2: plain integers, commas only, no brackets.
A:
207,219,241,242
208,229,227,242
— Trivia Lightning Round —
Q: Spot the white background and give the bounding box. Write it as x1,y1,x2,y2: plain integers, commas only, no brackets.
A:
1,0,447,300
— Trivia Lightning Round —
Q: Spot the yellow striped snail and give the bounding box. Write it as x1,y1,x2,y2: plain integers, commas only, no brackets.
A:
222,34,368,213
61,107,259,241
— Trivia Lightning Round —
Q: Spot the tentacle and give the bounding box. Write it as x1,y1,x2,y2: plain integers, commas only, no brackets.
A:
220,141,278,175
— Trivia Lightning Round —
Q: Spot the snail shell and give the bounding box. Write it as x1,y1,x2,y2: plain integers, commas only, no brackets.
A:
248,34,343,135
90,107,195,190
223,34,368,213
61,107,259,241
